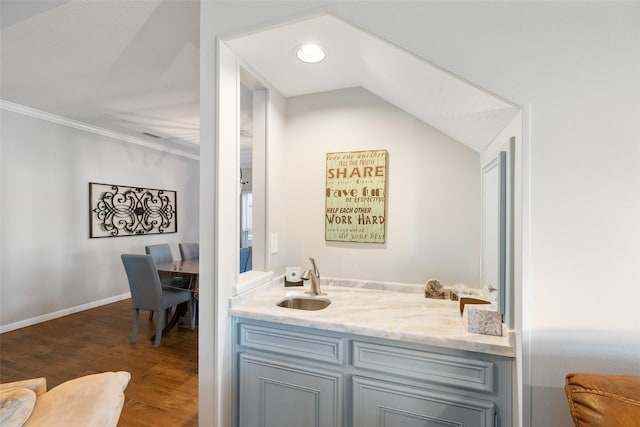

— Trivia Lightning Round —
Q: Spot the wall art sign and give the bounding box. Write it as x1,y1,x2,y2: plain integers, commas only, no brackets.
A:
325,149,388,243
89,182,177,238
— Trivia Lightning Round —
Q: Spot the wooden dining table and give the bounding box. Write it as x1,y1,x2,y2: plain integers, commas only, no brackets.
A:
155,259,199,283
154,259,199,337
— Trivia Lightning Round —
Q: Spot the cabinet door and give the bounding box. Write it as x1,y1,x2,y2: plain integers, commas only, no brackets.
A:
353,377,495,427
239,353,343,427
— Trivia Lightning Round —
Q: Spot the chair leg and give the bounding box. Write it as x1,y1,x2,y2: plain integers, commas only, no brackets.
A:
193,298,197,329
148,311,154,321
154,309,164,348
131,308,140,343
188,298,195,330
194,292,199,326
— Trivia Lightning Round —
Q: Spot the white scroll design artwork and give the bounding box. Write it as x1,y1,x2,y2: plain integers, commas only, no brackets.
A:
90,182,177,237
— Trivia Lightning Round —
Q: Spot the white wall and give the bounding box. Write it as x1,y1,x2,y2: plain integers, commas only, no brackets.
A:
201,2,640,426
278,87,480,285
0,108,199,330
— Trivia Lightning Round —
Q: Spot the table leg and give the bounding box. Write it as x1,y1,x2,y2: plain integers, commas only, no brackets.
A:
150,302,189,341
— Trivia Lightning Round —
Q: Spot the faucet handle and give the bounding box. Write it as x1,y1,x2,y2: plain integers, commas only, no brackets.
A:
309,257,320,277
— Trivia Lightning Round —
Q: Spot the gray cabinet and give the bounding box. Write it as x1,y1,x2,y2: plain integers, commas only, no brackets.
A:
238,354,343,427
351,340,500,427
233,318,512,427
353,376,495,427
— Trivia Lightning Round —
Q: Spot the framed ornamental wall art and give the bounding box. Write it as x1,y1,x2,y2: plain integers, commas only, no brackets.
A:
89,182,177,238
325,149,388,243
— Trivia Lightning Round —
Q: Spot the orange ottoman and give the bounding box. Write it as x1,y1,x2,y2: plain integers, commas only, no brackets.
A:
565,372,640,427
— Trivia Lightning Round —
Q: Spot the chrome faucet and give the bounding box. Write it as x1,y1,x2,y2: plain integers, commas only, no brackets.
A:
301,257,325,295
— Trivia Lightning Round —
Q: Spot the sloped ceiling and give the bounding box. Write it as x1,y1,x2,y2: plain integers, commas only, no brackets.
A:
1,2,518,156
227,14,519,153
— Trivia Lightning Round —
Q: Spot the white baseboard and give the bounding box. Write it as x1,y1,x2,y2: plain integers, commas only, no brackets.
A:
0,293,131,334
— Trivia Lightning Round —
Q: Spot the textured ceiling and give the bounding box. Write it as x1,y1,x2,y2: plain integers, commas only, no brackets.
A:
1,2,518,156
1,0,200,154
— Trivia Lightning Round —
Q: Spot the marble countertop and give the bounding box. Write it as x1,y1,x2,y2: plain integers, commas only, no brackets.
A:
230,281,515,357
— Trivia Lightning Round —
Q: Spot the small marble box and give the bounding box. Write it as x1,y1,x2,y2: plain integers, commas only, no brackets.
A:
462,304,503,336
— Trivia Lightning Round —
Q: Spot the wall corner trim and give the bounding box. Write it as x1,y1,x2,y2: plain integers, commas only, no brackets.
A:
0,99,200,161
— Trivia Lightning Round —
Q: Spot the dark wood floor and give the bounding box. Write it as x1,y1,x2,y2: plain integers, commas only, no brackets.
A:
0,299,198,427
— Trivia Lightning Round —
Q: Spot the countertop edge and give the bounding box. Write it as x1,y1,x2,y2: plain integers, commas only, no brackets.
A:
230,282,516,358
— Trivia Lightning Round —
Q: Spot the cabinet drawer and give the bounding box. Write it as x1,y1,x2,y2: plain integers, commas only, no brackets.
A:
238,322,345,365
352,376,495,427
352,341,495,393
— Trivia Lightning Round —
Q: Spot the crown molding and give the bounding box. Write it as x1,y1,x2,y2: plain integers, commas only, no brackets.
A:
0,99,200,161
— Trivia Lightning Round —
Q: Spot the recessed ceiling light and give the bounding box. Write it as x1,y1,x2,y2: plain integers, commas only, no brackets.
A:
295,43,326,63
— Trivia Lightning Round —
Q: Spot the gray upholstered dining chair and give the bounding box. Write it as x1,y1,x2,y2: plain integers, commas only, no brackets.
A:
179,242,199,260
145,243,174,264
144,244,184,319
240,247,252,273
121,254,194,347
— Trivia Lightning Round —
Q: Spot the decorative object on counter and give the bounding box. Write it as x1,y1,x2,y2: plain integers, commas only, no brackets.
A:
89,182,176,238
462,303,503,336
325,149,388,243
284,278,304,287
284,266,303,287
449,283,470,301
424,279,445,299
458,296,491,315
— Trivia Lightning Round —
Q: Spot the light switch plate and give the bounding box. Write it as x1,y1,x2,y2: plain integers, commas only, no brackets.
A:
270,233,278,254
